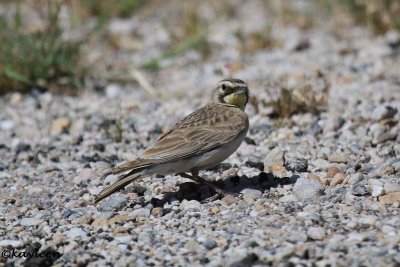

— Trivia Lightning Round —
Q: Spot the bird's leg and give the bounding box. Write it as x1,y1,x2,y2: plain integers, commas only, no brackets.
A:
190,171,232,203
190,170,228,196
178,172,203,183
178,171,235,202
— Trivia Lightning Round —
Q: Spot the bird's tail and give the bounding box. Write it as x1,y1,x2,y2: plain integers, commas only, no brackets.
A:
93,172,141,203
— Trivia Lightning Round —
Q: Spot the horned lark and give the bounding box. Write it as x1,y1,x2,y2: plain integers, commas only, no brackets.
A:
94,78,249,202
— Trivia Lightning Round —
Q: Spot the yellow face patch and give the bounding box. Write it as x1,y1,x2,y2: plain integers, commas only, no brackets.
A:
223,92,247,109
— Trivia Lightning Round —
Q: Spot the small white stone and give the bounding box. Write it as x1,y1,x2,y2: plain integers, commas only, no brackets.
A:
241,188,262,199
0,240,24,248
249,210,259,217
0,120,14,130
115,235,132,243
279,194,298,203
20,218,43,226
369,179,385,197
180,200,201,210
131,208,151,218
371,185,384,197
88,187,102,196
384,183,400,194
358,215,377,226
66,228,87,239
348,173,364,185
307,226,326,240
106,84,122,98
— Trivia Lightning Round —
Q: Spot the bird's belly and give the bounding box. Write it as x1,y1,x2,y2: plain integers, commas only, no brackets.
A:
151,132,246,174
188,135,244,170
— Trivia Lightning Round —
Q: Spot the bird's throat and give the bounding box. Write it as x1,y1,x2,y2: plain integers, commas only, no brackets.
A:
223,92,247,110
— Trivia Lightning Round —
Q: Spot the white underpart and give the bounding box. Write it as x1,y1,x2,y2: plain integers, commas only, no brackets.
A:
147,130,248,176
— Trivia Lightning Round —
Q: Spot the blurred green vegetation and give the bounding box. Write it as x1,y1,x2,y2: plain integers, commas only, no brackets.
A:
80,0,146,18
0,1,83,94
78,0,146,29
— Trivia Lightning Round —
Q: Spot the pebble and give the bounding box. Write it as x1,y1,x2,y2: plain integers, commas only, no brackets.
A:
0,120,14,130
328,152,347,163
16,143,31,153
0,163,6,172
285,159,308,172
221,195,238,206
99,196,127,211
151,207,164,217
210,207,220,214
73,169,97,184
368,179,384,197
292,178,324,202
327,167,341,178
203,240,218,250
270,165,288,177
331,173,346,186
378,192,400,204
372,129,398,144
307,226,326,240
279,194,298,203
384,183,400,193
371,106,397,121
245,156,264,171
180,200,201,210
264,147,284,170
229,253,259,267
0,240,24,248
348,173,364,185
186,240,200,252
131,208,151,218
241,188,262,200
105,84,122,98
66,228,87,239
109,214,136,224
381,166,396,176
20,218,43,226
222,168,238,179
115,235,132,243
249,210,259,217
91,218,109,228
358,215,377,226
351,183,369,196
323,115,345,132
50,117,71,135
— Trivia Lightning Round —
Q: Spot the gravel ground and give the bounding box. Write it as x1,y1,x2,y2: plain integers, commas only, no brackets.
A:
1,2,400,267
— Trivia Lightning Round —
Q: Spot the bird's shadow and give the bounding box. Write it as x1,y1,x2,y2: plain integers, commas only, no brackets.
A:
150,172,299,207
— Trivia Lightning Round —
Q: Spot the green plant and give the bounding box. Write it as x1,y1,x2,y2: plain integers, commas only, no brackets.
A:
80,0,146,19
0,1,83,94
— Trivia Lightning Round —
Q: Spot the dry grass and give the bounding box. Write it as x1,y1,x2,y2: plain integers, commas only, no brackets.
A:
319,0,400,33
265,71,330,118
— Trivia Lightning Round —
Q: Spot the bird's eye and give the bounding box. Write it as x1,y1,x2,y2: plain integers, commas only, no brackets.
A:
221,84,227,91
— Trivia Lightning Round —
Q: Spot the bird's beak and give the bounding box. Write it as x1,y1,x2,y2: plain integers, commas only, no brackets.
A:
235,87,248,94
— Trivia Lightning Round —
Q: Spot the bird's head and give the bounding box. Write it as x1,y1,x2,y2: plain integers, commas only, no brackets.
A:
212,78,249,110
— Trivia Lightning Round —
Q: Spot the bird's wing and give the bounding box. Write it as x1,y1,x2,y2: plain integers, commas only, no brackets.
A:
112,103,248,174
143,103,248,161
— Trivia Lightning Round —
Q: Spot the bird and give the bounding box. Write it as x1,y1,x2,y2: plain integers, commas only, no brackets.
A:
94,78,250,203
